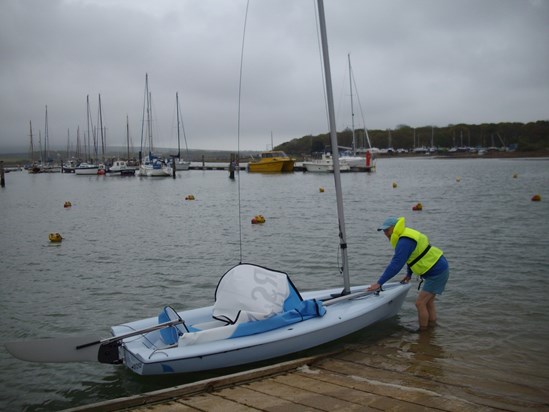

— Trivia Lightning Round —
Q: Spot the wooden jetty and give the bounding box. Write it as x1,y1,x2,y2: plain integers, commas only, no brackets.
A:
65,331,547,412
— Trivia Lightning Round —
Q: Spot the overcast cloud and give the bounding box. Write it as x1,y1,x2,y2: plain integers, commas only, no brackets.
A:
1,0,548,153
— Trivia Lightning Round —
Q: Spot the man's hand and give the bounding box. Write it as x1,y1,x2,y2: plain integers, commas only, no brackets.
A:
367,282,381,291
400,276,411,284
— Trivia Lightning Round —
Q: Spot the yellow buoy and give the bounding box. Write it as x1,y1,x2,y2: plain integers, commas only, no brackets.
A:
49,232,63,242
392,182,397,188
531,194,541,201
251,215,266,224
319,187,324,193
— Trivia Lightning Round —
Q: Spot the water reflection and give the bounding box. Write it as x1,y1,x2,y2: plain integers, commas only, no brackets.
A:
401,327,445,379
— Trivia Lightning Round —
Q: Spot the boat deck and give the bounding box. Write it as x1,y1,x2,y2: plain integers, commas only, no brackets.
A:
66,332,547,412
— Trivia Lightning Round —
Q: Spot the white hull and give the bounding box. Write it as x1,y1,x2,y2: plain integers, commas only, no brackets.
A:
339,155,365,168
107,161,136,176
303,153,350,173
303,161,350,173
113,282,410,375
175,161,191,171
137,165,172,177
74,167,99,175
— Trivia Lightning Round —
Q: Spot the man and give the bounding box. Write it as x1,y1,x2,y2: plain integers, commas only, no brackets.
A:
367,216,449,331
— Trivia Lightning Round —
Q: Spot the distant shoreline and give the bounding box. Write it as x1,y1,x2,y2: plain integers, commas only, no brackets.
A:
376,150,549,160
1,150,548,168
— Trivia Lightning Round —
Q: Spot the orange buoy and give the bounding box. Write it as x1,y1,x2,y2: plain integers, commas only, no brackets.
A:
531,194,541,201
64,201,72,208
412,202,423,211
49,232,63,242
185,195,195,200
251,215,266,224
319,187,324,193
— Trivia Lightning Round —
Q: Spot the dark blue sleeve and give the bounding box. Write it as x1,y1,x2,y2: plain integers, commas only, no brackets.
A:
377,237,416,285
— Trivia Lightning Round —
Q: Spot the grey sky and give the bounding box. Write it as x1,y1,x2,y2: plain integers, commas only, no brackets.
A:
1,0,548,153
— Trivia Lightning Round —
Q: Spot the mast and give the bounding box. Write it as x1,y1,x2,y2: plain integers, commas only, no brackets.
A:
66,128,70,159
317,0,351,294
44,105,49,165
348,53,356,155
76,126,81,160
38,130,43,164
126,115,130,161
98,94,105,163
29,121,34,164
86,95,91,162
176,92,181,159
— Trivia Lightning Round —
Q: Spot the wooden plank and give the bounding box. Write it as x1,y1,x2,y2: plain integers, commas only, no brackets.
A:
64,356,326,412
249,377,364,411
214,386,305,411
67,341,548,412
179,392,259,412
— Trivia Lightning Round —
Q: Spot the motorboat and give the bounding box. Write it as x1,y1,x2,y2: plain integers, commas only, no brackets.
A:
247,151,295,173
303,153,350,173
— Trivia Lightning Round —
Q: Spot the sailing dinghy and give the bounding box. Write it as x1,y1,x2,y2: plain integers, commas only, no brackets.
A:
4,0,411,376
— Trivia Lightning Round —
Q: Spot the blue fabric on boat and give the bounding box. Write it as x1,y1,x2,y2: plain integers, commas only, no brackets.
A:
228,298,326,339
158,308,179,345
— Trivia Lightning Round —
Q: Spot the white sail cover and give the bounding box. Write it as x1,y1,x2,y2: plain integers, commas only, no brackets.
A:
213,263,296,324
166,264,325,347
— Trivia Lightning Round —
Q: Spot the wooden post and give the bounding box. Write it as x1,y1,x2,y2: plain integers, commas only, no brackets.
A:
202,155,205,170
172,158,176,179
229,153,235,179
0,161,5,187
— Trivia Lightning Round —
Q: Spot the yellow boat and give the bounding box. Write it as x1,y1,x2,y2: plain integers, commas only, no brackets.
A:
247,151,295,173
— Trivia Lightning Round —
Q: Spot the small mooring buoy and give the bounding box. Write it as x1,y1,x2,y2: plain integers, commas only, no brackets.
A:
64,201,72,208
513,173,518,179
392,182,397,188
412,202,423,211
456,177,461,182
185,195,195,200
531,194,541,202
251,215,266,224
49,233,63,243
319,187,324,193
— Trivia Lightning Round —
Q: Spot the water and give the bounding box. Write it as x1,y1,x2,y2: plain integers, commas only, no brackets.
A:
1,157,548,410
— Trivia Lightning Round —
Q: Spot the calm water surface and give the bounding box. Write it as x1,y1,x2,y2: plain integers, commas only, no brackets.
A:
1,157,548,410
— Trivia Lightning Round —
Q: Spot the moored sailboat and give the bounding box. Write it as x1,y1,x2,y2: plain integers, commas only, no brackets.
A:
137,74,172,177
174,92,191,171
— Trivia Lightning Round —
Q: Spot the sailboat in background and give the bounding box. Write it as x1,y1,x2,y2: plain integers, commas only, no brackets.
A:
27,121,42,174
4,0,410,376
75,95,101,175
137,73,172,177
40,106,62,173
174,92,191,171
106,116,137,176
339,54,375,172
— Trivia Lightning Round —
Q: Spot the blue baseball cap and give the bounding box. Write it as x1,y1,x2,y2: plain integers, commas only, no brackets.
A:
377,216,398,231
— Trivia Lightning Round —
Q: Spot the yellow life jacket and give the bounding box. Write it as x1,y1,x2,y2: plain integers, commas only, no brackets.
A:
390,217,443,275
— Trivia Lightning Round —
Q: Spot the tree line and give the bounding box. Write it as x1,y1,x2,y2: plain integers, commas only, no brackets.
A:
275,120,549,155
